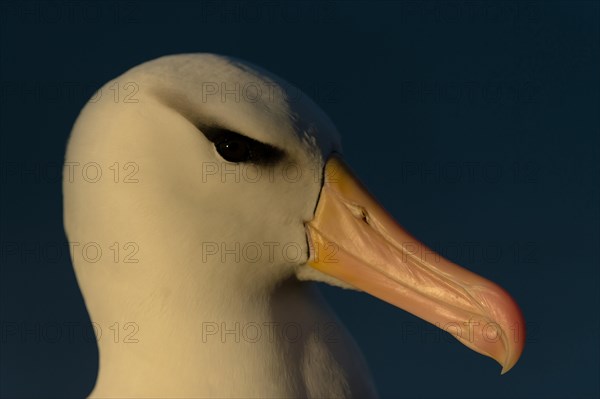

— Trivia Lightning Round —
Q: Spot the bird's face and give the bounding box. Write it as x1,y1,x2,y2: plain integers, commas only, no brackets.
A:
65,54,337,288
64,54,524,375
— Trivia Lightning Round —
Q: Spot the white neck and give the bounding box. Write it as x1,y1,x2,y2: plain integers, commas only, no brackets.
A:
88,274,375,398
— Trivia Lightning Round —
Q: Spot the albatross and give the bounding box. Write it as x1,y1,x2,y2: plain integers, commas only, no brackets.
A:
63,54,525,398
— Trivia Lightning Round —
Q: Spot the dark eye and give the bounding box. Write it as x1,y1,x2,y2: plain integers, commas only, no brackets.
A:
204,128,285,165
215,136,251,163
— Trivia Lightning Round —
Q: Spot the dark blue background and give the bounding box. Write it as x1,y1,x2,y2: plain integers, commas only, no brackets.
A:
1,1,598,397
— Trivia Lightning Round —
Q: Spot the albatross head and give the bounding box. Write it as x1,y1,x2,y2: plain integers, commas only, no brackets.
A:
64,54,524,397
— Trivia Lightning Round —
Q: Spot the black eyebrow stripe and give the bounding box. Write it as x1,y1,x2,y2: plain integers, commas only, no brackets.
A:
200,125,286,165
150,90,286,165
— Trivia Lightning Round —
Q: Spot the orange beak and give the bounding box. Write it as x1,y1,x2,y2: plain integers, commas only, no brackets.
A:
305,155,525,374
